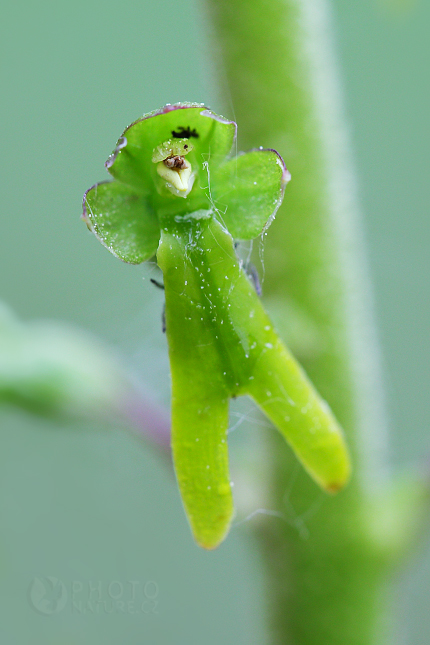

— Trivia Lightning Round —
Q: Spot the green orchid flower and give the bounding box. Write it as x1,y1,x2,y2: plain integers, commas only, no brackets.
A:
82,102,351,549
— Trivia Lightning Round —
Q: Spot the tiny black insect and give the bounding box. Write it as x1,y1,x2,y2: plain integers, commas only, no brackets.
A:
150,278,165,290
150,278,166,332
171,126,199,139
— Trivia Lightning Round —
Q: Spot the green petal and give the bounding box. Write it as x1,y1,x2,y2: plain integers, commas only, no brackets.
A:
83,181,160,264
106,104,237,194
211,149,290,239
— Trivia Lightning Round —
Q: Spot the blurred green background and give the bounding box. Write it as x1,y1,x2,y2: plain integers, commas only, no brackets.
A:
0,0,428,642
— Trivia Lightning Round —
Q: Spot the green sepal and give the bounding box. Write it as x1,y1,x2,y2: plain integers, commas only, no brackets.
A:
211,149,290,239
106,104,236,195
83,181,160,264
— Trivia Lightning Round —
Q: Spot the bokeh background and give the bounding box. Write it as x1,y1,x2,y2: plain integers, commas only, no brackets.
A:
1,0,429,642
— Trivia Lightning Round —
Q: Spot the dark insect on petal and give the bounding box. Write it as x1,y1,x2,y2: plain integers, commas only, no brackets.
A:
171,126,199,139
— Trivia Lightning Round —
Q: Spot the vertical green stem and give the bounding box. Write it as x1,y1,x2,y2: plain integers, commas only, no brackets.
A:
203,0,415,643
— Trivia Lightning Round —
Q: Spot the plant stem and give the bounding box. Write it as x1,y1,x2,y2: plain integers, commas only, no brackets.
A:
204,0,427,642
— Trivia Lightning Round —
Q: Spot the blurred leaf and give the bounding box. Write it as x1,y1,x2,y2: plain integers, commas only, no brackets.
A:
0,301,130,420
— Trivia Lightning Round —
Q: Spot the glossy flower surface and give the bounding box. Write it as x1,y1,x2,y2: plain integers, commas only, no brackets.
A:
82,104,350,550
